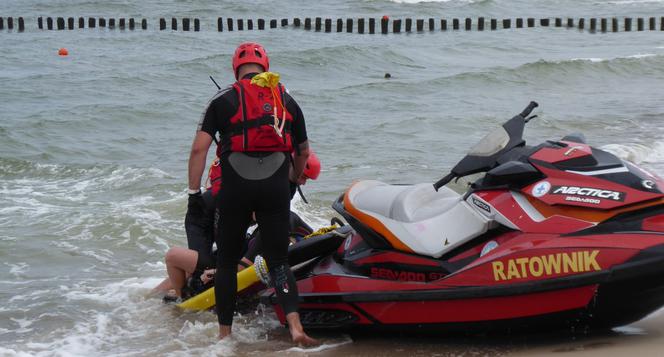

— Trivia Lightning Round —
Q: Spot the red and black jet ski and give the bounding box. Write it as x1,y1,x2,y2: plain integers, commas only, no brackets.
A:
262,101,664,333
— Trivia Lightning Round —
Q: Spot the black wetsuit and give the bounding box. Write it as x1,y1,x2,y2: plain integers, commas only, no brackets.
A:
185,190,216,271
198,74,308,326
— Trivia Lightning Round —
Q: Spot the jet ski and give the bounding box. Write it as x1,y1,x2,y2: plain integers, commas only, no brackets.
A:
261,101,664,333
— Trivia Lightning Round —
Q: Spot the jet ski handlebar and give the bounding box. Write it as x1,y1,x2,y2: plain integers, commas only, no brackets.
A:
433,172,455,191
520,101,539,118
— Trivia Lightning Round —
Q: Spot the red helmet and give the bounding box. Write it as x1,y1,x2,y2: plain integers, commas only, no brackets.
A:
303,151,321,180
232,42,269,79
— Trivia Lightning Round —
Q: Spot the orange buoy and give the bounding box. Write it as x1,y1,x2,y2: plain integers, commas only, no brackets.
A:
58,48,68,56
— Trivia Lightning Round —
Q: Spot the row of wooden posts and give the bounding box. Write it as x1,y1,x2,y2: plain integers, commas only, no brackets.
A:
2,16,664,33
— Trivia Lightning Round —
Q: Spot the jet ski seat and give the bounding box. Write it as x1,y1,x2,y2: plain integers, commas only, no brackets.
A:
344,180,491,258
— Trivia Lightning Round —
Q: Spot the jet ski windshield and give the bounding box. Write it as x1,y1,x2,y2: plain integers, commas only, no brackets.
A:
467,126,510,157
433,101,538,191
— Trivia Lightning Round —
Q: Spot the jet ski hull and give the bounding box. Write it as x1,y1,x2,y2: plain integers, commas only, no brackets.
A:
263,234,664,332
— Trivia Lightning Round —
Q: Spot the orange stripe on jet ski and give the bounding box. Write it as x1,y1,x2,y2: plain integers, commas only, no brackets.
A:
344,182,414,253
526,196,664,224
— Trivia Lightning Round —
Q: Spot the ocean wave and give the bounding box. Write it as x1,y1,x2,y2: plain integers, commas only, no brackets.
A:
601,142,664,165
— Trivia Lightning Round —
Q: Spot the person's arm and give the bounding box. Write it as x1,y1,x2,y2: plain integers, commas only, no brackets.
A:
188,131,214,191
290,141,310,184
287,95,310,184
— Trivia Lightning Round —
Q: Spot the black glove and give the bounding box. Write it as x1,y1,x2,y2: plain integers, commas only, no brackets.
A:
186,191,205,226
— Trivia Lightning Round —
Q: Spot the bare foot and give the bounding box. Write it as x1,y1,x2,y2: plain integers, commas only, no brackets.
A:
218,325,232,340
286,312,319,347
291,329,319,347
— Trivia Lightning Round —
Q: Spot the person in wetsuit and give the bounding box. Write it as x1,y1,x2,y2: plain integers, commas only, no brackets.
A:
187,42,316,344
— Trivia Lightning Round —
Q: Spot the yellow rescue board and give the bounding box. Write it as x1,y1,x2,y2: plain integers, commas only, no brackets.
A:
176,265,260,311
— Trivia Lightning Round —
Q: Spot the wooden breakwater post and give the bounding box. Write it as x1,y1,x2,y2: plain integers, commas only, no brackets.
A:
555,18,562,27
650,17,656,30
346,18,353,33
109,18,116,29
293,17,301,27
183,18,190,31
612,17,618,32
516,18,523,28
478,17,485,31
247,19,253,30
382,17,389,34
304,17,311,30
590,18,597,32
503,19,511,29
38,16,43,29
453,18,460,30
18,17,24,31
601,18,607,32
47,17,53,30
357,18,365,34
369,18,376,34
258,18,265,30
325,18,332,32
441,19,447,31
315,17,321,32
406,18,412,32
57,17,65,30
119,18,126,29
68,17,74,29
624,17,632,31
78,17,84,28
567,18,574,28
336,18,342,32
578,18,585,30
416,18,424,32
89,17,95,28
527,18,535,27
637,17,644,31
429,18,434,31
465,18,471,30
541,18,550,27
281,18,288,27
393,19,401,33
490,18,497,30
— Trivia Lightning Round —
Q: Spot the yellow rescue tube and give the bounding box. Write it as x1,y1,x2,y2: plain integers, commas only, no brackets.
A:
176,265,260,311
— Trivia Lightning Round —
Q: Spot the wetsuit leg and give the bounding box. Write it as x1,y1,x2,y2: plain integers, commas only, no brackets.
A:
254,160,300,317
214,158,253,326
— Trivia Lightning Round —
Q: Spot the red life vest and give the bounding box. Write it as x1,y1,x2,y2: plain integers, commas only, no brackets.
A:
205,157,222,196
220,78,294,154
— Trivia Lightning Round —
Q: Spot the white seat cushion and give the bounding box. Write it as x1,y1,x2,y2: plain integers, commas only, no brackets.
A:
345,180,490,258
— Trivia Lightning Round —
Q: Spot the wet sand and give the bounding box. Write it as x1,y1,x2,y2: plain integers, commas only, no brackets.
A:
282,309,664,357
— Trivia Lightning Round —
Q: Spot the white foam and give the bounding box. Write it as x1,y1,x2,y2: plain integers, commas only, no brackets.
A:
0,347,34,357
284,335,353,352
613,325,648,335
571,57,606,63
7,262,29,277
626,53,656,59
601,142,664,166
